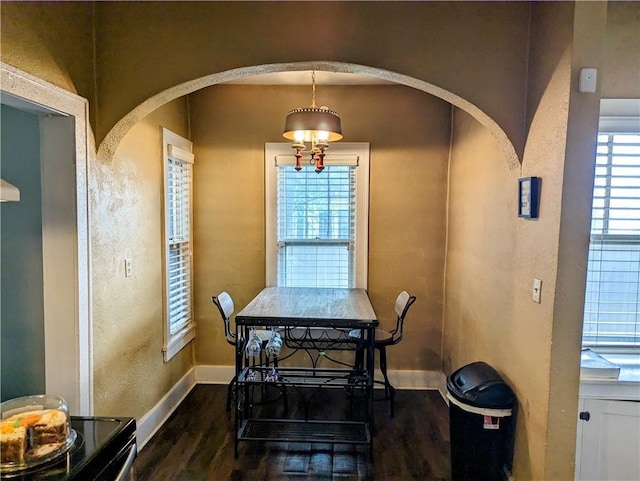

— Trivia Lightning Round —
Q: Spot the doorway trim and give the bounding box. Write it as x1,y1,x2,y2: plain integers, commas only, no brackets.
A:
1,62,93,415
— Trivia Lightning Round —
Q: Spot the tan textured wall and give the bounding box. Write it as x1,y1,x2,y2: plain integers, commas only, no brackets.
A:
545,3,607,479
190,84,450,370
90,1,529,156
91,98,193,418
519,3,573,478
444,3,609,479
602,1,640,98
444,98,572,479
0,2,95,122
444,110,549,480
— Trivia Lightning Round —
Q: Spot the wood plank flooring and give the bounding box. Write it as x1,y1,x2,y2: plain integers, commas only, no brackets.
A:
133,384,451,481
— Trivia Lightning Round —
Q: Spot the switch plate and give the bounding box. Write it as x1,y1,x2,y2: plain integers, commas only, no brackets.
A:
532,278,542,303
124,259,132,278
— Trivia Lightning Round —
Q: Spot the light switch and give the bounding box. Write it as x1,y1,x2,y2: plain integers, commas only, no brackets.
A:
532,278,542,303
124,258,132,278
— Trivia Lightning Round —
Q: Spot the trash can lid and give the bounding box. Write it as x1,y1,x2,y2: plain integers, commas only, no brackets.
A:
446,361,516,409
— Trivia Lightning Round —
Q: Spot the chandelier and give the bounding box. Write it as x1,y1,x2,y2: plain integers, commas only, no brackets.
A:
282,71,343,173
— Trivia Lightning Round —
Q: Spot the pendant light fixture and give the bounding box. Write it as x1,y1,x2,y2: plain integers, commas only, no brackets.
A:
282,71,343,173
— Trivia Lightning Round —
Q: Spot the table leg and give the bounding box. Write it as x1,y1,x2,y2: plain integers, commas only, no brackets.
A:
234,323,244,459
366,325,376,441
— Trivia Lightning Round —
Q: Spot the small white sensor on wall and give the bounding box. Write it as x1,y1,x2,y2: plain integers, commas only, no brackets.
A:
579,68,597,93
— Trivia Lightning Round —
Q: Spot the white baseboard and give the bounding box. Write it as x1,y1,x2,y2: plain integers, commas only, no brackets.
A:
136,365,448,450
193,364,447,398
386,369,449,403
194,364,235,384
136,367,196,451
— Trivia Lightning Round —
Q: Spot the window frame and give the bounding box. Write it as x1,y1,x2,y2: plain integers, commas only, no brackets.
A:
582,99,640,350
265,142,370,288
162,128,195,362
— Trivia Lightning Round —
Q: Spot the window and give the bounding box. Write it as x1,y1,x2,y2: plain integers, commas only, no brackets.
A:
583,100,640,347
265,143,369,288
162,128,195,361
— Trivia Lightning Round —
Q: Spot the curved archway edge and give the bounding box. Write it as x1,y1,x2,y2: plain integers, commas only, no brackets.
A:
97,61,520,169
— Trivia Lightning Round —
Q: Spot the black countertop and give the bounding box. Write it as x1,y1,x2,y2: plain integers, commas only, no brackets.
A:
1,416,136,481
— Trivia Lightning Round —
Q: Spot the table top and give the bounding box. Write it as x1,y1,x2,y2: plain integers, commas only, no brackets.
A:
235,287,378,328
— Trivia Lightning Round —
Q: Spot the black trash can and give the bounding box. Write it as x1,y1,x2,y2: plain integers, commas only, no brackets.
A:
446,361,516,481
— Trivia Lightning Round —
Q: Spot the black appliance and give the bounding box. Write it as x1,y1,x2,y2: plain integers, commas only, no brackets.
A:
1,416,136,481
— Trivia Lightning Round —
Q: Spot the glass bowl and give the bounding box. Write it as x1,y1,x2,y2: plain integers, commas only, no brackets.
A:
0,394,76,474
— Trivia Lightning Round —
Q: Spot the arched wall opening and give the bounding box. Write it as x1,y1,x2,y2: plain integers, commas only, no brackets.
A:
90,58,520,432
97,61,520,169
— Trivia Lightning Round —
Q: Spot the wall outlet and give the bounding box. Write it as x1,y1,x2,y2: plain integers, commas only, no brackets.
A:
532,278,542,303
124,258,132,278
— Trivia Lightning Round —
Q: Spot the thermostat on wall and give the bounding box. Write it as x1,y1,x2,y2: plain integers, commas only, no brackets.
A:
518,177,541,219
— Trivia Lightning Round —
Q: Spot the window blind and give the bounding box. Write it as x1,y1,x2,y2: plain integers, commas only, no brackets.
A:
168,157,191,243
583,133,640,346
167,151,193,336
277,164,356,288
168,243,191,335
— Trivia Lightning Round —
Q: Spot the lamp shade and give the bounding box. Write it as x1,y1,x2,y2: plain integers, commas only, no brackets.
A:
283,107,343,143
0,178,20,202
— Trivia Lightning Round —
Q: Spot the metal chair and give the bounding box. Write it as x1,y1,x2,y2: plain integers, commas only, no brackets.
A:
211,292,287,411
212,292,278,412
349,290,416,417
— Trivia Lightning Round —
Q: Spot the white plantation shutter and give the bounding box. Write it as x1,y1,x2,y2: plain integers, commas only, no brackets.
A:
167,154,192,335
276,163,356,287
583,132,640,346
163,129,195,360
168,243,191,334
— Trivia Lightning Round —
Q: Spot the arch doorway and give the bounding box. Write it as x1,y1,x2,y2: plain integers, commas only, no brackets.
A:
98,61,519,169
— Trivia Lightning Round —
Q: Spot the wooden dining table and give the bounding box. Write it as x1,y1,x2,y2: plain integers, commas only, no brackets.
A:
233,286,379,457
235,286,377,327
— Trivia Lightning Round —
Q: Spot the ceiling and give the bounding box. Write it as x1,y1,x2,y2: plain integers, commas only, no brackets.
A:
227,70,393,85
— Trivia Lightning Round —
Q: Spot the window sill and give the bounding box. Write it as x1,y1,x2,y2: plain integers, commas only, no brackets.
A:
163,326,195,362
580,352,640,401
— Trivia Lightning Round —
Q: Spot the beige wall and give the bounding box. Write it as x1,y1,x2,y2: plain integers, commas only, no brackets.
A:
91,98,193,418
89,1,530,158
602,1,640,98
0,1,96,124
444,78,573,477
445,110,546,478
190,84,450,370
444,3,610,479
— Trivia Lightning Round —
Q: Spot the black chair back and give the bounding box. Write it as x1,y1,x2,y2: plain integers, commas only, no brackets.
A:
391,291,416,344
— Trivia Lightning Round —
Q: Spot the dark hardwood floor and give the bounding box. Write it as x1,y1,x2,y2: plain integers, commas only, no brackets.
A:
133,384,451,481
